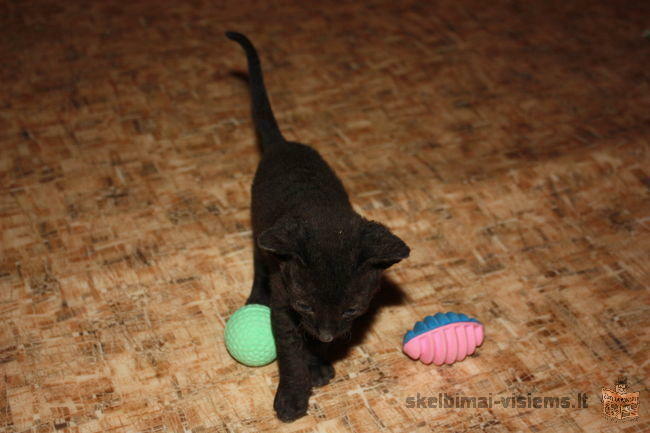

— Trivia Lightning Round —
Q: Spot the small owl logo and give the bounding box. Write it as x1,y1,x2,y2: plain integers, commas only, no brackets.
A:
601,377,639,422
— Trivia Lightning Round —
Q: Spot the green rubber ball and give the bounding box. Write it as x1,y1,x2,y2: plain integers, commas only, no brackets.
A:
224,304,277,367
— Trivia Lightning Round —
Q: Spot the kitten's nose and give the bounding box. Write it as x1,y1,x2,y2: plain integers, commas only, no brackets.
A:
318,330,334,343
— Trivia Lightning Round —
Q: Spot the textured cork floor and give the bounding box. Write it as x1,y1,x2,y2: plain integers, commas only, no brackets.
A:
1,0,649,432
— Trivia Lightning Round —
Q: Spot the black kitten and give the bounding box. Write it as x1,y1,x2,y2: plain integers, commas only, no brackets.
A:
226,32,410,422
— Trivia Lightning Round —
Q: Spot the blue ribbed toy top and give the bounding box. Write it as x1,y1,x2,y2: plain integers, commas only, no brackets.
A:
403,312,480,345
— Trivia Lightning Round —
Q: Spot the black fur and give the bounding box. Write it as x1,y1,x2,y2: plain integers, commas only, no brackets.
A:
226,31,410,422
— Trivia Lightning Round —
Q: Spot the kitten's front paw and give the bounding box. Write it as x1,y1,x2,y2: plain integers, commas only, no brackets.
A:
274,383,310,422
309,360,335,387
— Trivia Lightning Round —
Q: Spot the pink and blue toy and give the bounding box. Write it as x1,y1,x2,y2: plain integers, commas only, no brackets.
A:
403,312,484,365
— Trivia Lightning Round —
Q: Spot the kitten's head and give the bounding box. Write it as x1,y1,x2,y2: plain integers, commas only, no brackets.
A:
258,214,409,342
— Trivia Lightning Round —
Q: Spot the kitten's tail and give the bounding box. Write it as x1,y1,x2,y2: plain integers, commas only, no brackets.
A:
226,31,285,150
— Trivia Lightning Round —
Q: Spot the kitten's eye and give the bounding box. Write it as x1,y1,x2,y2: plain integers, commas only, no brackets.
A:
343,308,359,319
294,301,313,313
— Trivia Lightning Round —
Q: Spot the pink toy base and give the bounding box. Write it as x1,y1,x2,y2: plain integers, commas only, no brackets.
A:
403,322,484,365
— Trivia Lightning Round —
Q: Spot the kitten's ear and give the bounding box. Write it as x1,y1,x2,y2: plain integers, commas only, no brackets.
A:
360,220,410,269
257,220,306,265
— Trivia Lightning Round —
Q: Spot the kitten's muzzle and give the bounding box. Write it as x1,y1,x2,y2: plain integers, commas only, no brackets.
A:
318,330,334,343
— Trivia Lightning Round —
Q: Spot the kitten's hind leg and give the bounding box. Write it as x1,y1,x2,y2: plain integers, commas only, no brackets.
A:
246,245,270,306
